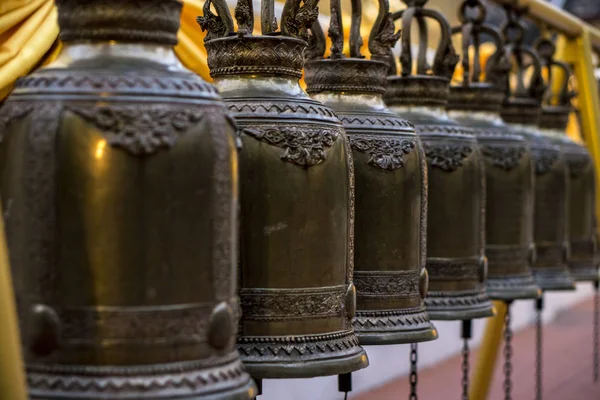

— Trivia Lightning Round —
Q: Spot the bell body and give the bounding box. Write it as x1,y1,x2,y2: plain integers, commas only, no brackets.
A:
385,77,493,321
502,105,575,291
448,106,540,300
305,58,437,345
0,1,255,399
207,36,368,378
540,107,598,282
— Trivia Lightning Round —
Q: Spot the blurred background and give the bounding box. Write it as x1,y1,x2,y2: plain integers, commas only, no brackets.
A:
1,0,599,399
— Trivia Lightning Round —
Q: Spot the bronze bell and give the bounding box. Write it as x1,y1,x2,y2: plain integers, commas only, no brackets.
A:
198,0,368,378
303,0,437,344
536,38,599,283
385,0,494,320
0,0,255,399
446,1,540,301
498,15,575,291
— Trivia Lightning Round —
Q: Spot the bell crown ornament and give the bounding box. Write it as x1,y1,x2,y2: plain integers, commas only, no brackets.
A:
303,0,398,95
498,4,547,126
198,0,369,379
198,0,317,78
383,0,460,107
303,0,438,344
536,37,575,131
447,0,510,113
56,0,183,44
445,0,540,301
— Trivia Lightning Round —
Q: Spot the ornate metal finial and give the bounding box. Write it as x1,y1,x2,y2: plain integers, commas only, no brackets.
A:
451,0,510,88
535,37,575,108
306,0,400,62
198,0,319,41
389,0,459,79
500,2,546,103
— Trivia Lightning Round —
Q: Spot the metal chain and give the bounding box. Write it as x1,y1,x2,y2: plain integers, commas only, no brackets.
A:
461,320,472,400
594,280,599,383
503,302,513,400
462,338,470,400
535,297,544,400
409,343,418,400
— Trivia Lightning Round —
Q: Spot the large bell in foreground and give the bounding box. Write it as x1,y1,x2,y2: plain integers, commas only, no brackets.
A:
499,26,575,291
303,0,437,344
0,1,255,399
536,39,598,283
198,0,368,378
385,0,493,320
447,13,540,300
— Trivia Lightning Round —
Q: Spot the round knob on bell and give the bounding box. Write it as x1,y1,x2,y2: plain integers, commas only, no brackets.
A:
345,283,357,320
478,255,488,284
208,301,234,351
528,243,538,266
28,304,61,356
419,268,429,299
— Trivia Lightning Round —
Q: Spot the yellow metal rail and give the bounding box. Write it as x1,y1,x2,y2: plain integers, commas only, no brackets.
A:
471,2,600,400
0,201,27,400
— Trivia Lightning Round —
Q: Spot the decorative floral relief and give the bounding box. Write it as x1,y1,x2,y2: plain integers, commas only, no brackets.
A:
240,287,346,319
531,148,559,175
240,125,341,166
423,143,473,172
480,145,526,171
66,105,207,156
354,273,420,296
349,135,415,171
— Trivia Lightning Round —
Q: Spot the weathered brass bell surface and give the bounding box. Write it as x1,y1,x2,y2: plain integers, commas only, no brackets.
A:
0,1,256,399
447,5,540,301
198,0,368,378
384,0,494,321
536,39,599,283
303,0,437,345
499,22,575,291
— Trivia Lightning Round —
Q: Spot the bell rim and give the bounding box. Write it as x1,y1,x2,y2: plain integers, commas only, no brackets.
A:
353,305,438,345
425,290,495,321
239,346,369,379
26,354,257,400
568,264,599,282
532,269,577,291
485,274,541,300
355,325,438,345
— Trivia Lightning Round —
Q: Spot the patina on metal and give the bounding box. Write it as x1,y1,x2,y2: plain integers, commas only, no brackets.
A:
303,0,437,345
198,0,368,378
536,37,599,283
499,6,575,291
0,1,255,399
447,0,540,301
385,0,494,320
